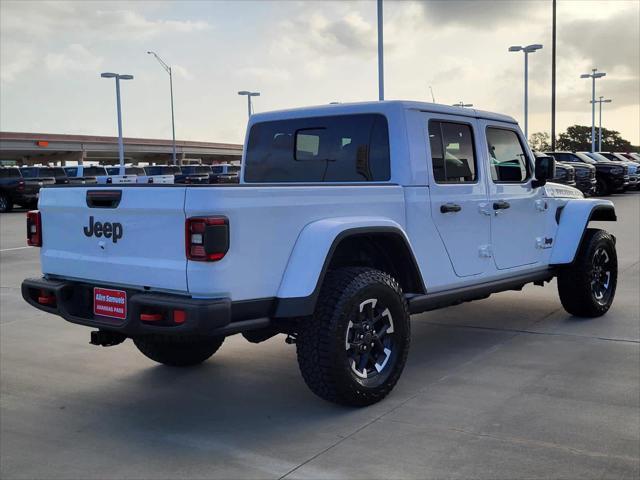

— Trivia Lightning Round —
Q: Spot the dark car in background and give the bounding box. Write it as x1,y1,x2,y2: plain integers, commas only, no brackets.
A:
173,165,211,184
541,151,596,196
20,166,69,185
598,152,639,189
210,164,240,183
0,167,55,212
533,153,576,189
546,151,627,196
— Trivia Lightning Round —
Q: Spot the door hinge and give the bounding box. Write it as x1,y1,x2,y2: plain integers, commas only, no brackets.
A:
478,202,493,216
535,199,548,212
478,245,493,258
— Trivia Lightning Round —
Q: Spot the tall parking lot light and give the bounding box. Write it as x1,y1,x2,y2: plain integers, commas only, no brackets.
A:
377,0,384,101
238,91,260,118
147,51,178,166
101,72,134,175
452,101,473,108
591,96,612,151
509,44,543,139
581,68,606,152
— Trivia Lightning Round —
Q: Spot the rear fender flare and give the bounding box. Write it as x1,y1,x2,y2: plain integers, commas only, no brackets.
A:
274,217,421,317
549,199,616,265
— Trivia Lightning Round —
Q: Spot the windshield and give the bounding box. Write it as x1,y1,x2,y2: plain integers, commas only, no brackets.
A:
125,167,145,175
20,167,39,178
0,168,21,178
40,167,66,177
182,166,211,174
575,152,596,164
582,152,611,163
84,166,107,176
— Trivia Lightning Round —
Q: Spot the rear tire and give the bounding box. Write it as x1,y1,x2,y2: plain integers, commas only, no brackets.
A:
595,178,609,196
134,336,224,367
296,267,410,406
0,193,12,213
557,228,617,317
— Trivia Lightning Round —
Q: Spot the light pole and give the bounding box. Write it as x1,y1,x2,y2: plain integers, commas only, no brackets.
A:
581,68,607,152
147,51,178,166
377,0,384,101
509,44,543,139
238,91,260,118
101,72,133,176
452,101,473,108
591,96,612,151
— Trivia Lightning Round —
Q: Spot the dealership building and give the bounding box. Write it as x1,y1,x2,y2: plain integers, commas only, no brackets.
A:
0,132,243,166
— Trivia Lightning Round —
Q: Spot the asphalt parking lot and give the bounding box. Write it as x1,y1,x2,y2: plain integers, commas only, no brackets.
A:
1,194,638,480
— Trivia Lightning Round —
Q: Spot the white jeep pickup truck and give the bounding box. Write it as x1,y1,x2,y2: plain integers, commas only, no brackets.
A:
22,101,618,406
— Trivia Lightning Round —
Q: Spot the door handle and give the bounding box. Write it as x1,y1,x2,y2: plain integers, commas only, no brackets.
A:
493,200,510,211
440,203,462,213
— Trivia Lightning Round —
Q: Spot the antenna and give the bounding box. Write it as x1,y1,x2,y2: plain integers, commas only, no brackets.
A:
429,85,436,103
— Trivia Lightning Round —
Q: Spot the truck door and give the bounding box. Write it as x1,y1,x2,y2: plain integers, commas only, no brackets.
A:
425,116,491,277
481,122,547,269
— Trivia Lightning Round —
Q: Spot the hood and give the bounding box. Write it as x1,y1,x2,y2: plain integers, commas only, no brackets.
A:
542,182,584,199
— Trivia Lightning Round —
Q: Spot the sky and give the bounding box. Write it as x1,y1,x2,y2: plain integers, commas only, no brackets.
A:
1,0,639,145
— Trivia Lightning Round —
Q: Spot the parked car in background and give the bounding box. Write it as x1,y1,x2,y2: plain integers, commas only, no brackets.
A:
581,152,629,195
0,167,55,212
66,165,137,185
546,151,627,196
534,152,576,188
20,166,69,185
142,165,179,184
174,165,211,184
210,164,240,183
598,152,639,189
542,152,596,196
623,152,640,162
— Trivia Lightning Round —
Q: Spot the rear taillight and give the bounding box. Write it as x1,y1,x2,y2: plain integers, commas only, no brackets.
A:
26,210,42,247
17,180,25,192
185,216,229,261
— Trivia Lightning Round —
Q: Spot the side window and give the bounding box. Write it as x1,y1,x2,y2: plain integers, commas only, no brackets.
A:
486,128,530,183
428,121,477,183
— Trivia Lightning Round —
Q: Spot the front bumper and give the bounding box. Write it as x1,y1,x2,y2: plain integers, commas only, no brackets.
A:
22,277,269,337
575,177,597,194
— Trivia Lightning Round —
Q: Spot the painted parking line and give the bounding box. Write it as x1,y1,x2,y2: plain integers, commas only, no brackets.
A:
0,246,33,252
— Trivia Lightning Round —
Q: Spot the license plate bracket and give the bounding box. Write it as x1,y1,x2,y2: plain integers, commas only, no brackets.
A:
94,287,127,320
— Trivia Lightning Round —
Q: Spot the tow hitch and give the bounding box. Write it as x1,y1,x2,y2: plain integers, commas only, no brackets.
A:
90,330,126,347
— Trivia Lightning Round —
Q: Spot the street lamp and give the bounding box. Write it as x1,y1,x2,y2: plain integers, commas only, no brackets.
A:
238,91,260,118
590,96,612,151
147,51,178,166
452,101,473,108
509,43,543,139
100,72,133,176
581,68,607,152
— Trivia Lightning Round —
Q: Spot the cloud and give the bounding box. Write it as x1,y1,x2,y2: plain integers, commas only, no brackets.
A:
274,11,376,58
417,0,541,29
0,2,210,41
45,44,103,73
236,66,291,84
559,10,639,75
0,44,34,83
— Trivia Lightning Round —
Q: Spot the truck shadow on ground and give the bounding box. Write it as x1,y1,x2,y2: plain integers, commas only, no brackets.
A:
59,292,572,452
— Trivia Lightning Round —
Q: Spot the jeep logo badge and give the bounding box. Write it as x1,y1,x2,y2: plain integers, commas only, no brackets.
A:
83,216,123,243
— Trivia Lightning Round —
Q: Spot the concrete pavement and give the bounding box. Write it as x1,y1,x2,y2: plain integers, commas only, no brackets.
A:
1,194,638,479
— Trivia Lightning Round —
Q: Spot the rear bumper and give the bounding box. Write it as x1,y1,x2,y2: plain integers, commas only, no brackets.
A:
22,277,270,337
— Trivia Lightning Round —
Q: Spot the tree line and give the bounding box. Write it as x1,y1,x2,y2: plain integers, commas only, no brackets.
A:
529,125,639,152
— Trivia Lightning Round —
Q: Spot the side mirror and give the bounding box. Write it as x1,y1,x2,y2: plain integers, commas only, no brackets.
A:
532,155,556,188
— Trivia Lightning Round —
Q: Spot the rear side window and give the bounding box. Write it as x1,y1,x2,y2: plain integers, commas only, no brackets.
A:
0,168,20,178
84,167,106,176
486,128,530,183
428,121,477,183
244,114,390,183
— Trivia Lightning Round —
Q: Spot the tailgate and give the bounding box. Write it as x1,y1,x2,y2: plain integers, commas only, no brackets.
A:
39,186,188,292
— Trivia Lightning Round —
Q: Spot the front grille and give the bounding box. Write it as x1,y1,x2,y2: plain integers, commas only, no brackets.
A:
590,170,596,179
623,165,629,175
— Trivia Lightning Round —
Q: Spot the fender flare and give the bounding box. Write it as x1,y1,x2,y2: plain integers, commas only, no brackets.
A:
274,217,423,318
549,199,616,265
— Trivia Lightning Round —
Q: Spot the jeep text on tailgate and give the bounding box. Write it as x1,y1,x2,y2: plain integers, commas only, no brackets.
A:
22,101,618,406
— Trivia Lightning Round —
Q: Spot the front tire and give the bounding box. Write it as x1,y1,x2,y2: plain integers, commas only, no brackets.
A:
133,336,224,367
595,178,609,196
557,228,617,317
296,267,410,406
